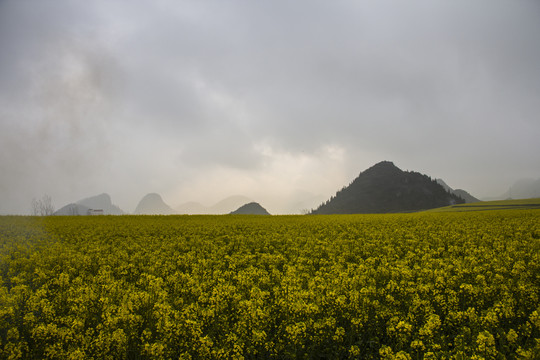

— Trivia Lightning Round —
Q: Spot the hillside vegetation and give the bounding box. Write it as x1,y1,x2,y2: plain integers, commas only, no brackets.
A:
312,161,465,214
1,212,539,359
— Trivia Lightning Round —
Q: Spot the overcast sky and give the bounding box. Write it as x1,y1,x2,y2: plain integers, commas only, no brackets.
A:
1,0,539,214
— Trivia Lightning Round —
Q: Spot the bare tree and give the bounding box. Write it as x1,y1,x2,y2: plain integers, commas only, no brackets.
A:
31,194,55,216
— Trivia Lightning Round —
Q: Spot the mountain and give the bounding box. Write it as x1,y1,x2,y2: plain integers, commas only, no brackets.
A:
452,189,479,204
312,161,465,214
435,179,479,203
176,195,253,214
54,203,91,215
77,193,125,214
230,202,271,215
501,178,540,199
435,179,453,193
134,193,176,215
54,193,125,215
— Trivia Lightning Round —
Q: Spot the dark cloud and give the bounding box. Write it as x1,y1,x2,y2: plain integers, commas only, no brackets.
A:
1,0,539,213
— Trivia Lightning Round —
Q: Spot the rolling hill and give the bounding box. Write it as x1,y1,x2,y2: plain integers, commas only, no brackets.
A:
311,161,465,214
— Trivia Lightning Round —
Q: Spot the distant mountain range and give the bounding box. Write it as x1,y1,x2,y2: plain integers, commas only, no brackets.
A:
230,202,271,215
52,163,537,216
312,161,465,214
435,179,479,203
54,193,262,215
54,193,125,215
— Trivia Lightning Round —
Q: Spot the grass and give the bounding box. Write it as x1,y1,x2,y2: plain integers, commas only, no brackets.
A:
426,197,540,212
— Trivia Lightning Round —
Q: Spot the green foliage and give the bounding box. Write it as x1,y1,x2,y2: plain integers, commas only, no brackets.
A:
0,211,539,359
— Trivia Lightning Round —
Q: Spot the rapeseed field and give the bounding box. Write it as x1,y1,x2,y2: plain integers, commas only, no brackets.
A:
1,211,539,359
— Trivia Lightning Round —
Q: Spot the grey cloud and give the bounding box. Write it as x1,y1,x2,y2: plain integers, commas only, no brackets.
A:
0,0,539,213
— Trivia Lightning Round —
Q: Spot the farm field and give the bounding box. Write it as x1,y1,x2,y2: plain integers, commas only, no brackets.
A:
1,211,539,359
427,198,540,212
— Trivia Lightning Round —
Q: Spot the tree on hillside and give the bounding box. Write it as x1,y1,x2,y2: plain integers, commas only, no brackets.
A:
31,194,55,216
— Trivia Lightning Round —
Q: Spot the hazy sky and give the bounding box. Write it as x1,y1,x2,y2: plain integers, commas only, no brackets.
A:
1,0,539,214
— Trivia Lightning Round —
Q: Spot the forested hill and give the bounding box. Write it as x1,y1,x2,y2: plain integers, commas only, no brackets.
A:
312,161,465,214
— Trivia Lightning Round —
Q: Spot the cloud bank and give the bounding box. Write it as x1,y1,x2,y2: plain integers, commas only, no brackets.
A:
1,0,539,214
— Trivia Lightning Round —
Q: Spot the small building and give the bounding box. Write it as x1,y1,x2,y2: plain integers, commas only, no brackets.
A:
87,209,104,215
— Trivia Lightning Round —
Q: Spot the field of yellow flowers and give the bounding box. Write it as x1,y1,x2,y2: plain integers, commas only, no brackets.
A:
1,211,539,359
